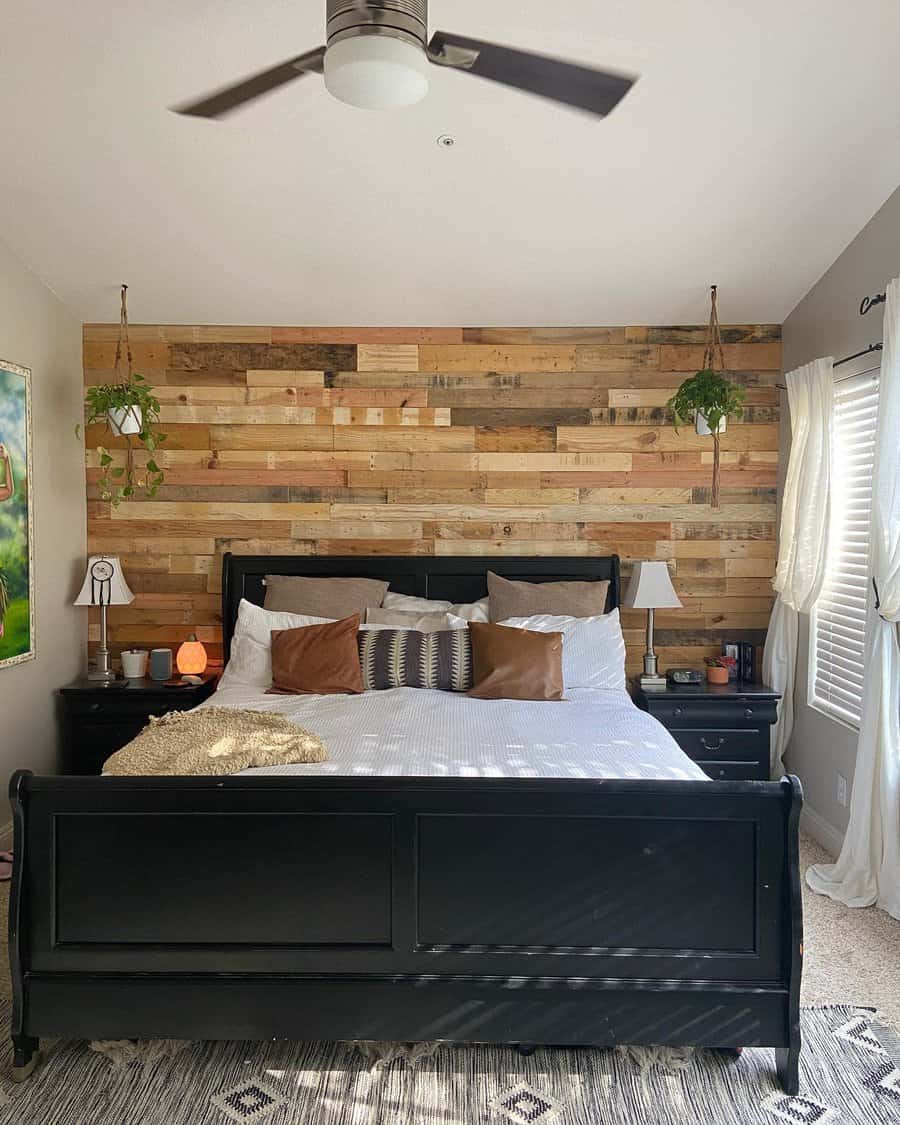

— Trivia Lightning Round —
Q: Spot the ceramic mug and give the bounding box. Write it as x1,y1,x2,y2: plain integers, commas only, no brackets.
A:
121,649,149,679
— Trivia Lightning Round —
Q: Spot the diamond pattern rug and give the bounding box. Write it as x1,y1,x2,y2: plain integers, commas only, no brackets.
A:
1,1006,898,1125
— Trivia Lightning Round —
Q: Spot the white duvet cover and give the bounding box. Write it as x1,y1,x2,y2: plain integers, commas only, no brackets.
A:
204,682,707,781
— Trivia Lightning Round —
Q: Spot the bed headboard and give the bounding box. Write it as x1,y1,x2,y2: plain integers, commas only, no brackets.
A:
221,554,621,663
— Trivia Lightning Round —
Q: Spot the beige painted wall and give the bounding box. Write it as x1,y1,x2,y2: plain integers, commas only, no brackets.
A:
780,184,900,852
0,237,85,831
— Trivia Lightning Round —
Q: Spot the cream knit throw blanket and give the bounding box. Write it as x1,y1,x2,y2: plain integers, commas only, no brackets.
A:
103,706,327,776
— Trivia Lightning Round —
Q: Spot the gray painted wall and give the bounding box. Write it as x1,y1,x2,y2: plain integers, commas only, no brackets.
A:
780,185,900,852
0,237,85,834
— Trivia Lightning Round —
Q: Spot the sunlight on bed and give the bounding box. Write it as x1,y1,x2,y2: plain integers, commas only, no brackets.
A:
207,681,709,783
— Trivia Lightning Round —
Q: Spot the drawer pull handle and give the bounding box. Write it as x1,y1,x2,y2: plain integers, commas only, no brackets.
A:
673,707,683,717
90,703,101,712
744,708,754,718
700,736,725,751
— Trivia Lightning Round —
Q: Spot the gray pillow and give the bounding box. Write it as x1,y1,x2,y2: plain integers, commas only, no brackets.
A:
358,628,473,692
264,575,388,619
365,608,456,632
487,571,610,622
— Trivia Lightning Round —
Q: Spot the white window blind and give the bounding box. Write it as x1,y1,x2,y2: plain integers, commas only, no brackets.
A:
810,369,880,727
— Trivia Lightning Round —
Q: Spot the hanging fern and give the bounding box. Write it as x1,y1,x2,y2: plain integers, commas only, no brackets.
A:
668,368,746,436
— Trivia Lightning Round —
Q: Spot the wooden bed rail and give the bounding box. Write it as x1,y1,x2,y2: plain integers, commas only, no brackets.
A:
8,770,803,1092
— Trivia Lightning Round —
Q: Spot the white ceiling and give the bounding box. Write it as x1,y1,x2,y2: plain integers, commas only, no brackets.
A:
2,0,900,327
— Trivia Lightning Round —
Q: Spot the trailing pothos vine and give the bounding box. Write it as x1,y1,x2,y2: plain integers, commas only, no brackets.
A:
80,285,168,506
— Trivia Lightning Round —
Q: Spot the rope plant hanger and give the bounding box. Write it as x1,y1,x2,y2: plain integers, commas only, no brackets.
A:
668,285,745,509
113,285,140,479
83,284,167,505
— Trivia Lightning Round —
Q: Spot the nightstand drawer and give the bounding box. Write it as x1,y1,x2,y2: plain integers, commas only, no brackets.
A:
64,696,175,721
696,760,766,782
670,728,768,762
645,699,777,728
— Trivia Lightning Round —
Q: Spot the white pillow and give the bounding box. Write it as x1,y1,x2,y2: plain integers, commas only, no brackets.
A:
498,609,627,692
383,591,490,622
232,598,333,647
224,600,337,688
219,633,273,689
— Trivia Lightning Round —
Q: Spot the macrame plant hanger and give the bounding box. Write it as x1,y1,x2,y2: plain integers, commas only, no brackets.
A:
701,285,727,509
112,284,139,486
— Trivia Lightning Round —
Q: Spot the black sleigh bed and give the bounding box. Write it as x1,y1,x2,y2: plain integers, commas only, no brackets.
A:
8,553,803,1092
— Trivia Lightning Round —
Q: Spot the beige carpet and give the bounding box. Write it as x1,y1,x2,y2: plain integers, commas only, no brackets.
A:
1,834,898,1024
798,835,900,1025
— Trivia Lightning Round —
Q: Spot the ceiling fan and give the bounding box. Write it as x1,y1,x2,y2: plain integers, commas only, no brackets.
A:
174,0,637,118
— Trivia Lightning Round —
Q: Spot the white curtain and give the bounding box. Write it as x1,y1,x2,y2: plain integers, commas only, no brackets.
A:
807,276,900,919
762,358,834,772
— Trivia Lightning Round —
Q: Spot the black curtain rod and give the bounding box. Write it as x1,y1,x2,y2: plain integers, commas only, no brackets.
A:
776,343,883,389
833,341,883,368
776,287,888,388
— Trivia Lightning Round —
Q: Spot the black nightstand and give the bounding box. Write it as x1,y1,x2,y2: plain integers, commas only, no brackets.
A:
633,680,781,781
59,677,218,775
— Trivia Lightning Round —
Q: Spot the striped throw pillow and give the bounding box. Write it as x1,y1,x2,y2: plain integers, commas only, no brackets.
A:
357,628,473,692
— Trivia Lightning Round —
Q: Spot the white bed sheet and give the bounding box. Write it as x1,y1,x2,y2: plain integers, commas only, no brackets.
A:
203,683,707,781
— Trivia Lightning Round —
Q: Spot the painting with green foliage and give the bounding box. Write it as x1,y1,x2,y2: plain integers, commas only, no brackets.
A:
0,360,34,668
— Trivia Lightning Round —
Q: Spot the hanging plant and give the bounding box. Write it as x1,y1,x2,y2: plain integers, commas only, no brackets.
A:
81,285,167,505
667,285,745,509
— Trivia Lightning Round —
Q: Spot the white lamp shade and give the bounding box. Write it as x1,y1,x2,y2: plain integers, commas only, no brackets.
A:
324,35,429,109
622,561,683,609
74,556,134,607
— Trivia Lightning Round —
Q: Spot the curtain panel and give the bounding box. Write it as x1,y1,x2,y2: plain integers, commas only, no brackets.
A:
762,358,833,772
807,276,900,919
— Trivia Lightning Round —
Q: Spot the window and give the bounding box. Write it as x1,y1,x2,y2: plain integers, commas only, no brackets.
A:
809,368,880,727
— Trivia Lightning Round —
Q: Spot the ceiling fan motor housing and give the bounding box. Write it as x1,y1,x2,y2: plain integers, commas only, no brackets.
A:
326,0,428,50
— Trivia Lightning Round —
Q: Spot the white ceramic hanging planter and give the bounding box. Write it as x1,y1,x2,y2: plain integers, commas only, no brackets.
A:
108,405,142,436
695,411,726,436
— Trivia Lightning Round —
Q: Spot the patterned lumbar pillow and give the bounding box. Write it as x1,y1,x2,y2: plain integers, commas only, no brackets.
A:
358,627,473,692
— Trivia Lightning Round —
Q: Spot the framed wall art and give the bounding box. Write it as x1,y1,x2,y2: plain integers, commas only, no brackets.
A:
0,358,35,668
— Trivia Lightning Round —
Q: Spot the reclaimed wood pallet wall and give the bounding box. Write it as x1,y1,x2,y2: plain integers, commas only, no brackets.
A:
83,323,781,675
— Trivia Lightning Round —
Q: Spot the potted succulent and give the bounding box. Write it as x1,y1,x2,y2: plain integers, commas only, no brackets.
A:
704,656,730,685
667,286,745,509
81,286,167,506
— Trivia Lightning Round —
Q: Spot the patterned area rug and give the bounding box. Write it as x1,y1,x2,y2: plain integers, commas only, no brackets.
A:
1,1006,898,1125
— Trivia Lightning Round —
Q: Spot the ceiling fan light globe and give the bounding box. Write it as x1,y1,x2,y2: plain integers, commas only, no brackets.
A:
324,35,429,109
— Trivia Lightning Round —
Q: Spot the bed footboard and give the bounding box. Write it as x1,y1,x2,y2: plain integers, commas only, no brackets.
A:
8,771,803,1092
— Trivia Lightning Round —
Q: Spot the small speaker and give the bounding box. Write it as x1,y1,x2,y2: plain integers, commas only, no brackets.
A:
149,648,173,681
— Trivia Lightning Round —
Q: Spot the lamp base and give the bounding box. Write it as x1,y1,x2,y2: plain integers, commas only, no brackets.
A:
638,673,668,691
87,648,117,682
87,668,118,683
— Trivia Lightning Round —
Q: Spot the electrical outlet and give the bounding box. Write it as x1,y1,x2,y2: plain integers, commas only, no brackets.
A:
836,772,849,807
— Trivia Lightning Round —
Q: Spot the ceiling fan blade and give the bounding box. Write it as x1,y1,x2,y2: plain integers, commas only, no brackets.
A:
427,32,635,118
173,47,326,119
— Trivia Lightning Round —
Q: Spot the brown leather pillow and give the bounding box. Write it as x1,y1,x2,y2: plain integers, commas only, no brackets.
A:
487,571,609,621
467,621,564,701
268,615,363,696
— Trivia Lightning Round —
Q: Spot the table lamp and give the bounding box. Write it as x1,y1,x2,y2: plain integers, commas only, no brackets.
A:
623,561,683,690
74,555,134,682
176,634,208,677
